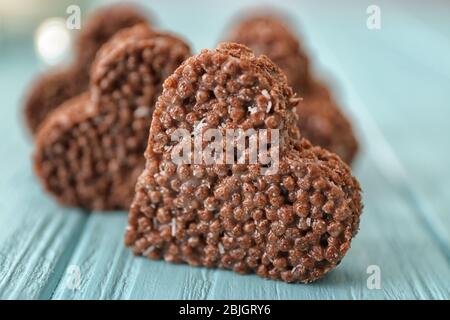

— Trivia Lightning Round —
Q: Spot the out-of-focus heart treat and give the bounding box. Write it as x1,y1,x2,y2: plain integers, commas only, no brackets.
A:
24,66,86,134
224,14,310,95
226,14,358,164
23,4,150,134
125,43,362,283
33,24,191,210
296,81,359,166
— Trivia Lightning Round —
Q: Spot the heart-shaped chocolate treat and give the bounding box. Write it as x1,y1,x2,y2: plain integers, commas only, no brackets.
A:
225,15,359,164
33,24,191,210
24,4,150,134
125,43,362,283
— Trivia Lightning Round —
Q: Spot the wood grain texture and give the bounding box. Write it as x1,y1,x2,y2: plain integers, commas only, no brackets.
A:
0,0,449,300
0,45,88,299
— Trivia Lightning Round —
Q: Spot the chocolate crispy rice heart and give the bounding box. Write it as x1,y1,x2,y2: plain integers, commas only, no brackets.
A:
33,24,191,210
125,43,362,283
226,15,359,164
24,4,150,134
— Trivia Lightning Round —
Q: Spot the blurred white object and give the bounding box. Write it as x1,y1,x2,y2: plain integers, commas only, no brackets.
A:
34,17,72,65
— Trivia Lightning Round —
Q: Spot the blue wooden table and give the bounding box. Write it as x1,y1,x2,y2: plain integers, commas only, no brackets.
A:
0,0,448,299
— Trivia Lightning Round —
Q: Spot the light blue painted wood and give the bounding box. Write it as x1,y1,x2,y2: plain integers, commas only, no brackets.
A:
0,0,449,300
0,43,88,299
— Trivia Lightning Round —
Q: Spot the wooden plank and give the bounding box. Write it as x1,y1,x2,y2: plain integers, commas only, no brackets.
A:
0,177,87,300
49,151,449,299
52,213,223,300
0,44,88,299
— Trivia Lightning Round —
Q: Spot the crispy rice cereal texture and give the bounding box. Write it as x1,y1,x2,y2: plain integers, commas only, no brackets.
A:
23,4,149,134
33,25,191,210
226,15,358,164
125,43,362,283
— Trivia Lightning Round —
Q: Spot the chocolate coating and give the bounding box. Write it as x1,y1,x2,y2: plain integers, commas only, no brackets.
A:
23,4,149,134
125,43,362,283
33,25,191,210
226,15,358,164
